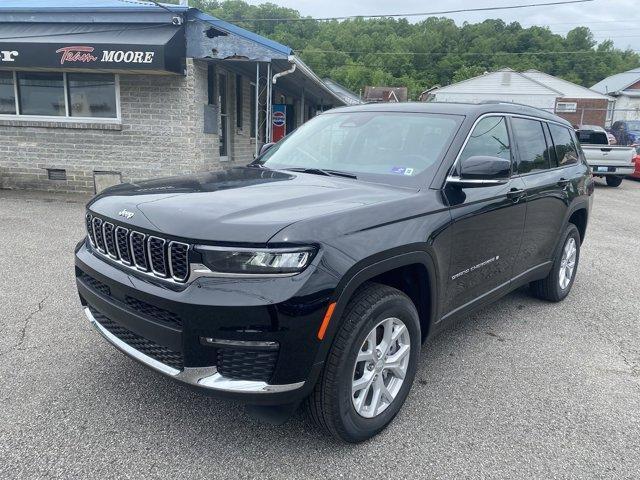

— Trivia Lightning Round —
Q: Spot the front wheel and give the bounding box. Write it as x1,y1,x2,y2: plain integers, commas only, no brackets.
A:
530,224,581,302
606,175,624,187
305,283,421,442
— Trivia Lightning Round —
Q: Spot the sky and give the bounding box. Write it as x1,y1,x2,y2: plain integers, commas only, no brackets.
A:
244,0,640,51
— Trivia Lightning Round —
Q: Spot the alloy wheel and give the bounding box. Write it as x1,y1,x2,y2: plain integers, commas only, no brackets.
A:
559,237,577,290
351,317,411,418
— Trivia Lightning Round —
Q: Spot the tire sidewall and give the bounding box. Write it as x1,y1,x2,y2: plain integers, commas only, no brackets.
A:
334,295,421,441
552,224,581,300
606,176,623,187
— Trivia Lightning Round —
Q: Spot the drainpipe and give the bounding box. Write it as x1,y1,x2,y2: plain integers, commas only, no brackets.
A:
272,62,297,85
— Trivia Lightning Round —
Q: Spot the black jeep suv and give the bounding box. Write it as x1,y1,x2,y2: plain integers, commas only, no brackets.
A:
75,102,593,442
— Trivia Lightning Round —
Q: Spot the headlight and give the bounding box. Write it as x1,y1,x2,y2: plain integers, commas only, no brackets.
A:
197,246,316,275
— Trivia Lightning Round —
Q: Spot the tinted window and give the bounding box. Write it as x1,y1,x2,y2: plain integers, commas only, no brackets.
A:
0,71,15,114
17,72,65,116
512,117,550,174
67,73,117,118
459,116,511,164
549,124,579,166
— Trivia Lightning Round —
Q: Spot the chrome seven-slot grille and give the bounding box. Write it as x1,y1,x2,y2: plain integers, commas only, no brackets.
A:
85,213,190,282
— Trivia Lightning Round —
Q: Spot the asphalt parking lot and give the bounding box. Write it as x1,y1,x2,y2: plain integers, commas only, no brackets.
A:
1,180,639,479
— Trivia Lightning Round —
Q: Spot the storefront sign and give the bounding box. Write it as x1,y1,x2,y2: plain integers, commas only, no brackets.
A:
56,46,98,65
272,104,287,142
54,46,157,66
0,24,185,74
0,50,18,62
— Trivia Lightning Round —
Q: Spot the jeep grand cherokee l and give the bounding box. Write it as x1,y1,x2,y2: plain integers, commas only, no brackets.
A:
75,102,593,442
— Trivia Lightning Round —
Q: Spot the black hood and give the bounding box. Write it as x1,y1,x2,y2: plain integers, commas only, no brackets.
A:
88,167,413,243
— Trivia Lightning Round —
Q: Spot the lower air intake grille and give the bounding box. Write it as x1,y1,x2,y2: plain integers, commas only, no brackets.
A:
89,306,183,370
217,348,278,382
124,296,182,329
78,271,111,297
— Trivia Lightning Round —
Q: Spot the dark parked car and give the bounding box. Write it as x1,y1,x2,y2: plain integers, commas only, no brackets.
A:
610,120,640,146
75,102,594,442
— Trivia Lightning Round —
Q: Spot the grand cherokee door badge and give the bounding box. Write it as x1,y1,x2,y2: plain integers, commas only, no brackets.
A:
451,256,500,280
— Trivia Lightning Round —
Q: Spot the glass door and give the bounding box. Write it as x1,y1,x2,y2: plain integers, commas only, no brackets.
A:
218,73,229,161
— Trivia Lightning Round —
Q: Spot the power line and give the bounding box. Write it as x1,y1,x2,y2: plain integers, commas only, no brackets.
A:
299,49,640,57
145,0,179,16
231,0,594,22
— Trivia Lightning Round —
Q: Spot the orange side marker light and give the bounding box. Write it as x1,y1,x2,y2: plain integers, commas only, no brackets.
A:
317,302,336,340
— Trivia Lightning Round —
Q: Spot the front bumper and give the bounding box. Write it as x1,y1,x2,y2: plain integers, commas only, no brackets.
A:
75,241,336,405
85,306,305,394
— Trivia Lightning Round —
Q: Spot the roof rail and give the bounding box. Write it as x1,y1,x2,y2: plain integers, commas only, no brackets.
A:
477,100,555,115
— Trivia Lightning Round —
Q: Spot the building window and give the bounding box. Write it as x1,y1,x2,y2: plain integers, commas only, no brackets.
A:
67,73,117,118
18,72,66,116
1,71,119,120
207,64,216,105
0,71,16,114
556,102,577,113
236,74,243,129
250,82,256,138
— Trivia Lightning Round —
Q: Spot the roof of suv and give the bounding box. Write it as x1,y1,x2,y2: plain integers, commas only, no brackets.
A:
328,101,572,126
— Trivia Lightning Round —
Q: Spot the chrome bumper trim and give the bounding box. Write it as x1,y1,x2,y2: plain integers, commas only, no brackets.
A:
84,307,305,394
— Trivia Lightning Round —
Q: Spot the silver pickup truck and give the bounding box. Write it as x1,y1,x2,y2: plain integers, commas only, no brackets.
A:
576,128,635,187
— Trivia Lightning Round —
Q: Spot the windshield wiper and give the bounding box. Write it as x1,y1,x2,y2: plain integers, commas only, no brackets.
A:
284,167,357,179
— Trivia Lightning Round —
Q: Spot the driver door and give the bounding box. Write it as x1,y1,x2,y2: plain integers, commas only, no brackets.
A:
442,115,527,318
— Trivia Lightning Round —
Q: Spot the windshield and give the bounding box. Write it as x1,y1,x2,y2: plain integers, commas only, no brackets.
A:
256,111,461,184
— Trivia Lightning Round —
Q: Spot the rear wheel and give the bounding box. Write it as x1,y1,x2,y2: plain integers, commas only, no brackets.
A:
305,283,421,443
606,176,623,187
530,224,580,302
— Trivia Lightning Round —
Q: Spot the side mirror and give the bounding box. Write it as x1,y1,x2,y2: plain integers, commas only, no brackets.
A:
448,155,511,187
259,142,275,156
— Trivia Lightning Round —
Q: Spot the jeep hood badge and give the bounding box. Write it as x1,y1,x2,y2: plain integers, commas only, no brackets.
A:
118,209,135,219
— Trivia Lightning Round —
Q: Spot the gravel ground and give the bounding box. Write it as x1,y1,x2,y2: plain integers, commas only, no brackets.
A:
1,179,639,479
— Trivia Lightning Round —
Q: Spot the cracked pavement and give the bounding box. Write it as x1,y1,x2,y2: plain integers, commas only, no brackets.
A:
1,180,639,479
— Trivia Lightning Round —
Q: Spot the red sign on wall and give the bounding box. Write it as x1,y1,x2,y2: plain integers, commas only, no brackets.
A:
272,104,287,142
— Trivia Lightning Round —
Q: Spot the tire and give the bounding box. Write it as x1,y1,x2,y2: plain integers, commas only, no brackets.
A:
305,282,421,443
606,176,623,187
530,224,581,302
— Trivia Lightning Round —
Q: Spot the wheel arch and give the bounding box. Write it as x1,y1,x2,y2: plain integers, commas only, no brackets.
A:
323,248,440,349
564,202,589,244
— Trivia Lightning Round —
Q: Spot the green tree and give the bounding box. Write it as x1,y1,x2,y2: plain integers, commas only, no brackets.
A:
183,1,640,99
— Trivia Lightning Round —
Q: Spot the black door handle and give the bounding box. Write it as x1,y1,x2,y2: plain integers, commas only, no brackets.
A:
557,178,570,187
507,188,526,201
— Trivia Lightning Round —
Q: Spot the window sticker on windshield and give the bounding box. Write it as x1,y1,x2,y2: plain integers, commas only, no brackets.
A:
391,166,414,176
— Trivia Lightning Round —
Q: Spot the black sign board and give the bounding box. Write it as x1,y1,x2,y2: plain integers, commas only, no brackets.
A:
0,23,185,74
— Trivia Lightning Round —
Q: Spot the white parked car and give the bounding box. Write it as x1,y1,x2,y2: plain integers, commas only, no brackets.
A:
575,128,635,187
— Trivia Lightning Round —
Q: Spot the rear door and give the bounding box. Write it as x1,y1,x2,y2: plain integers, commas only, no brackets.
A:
511,118,575,275
443,115,527,317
